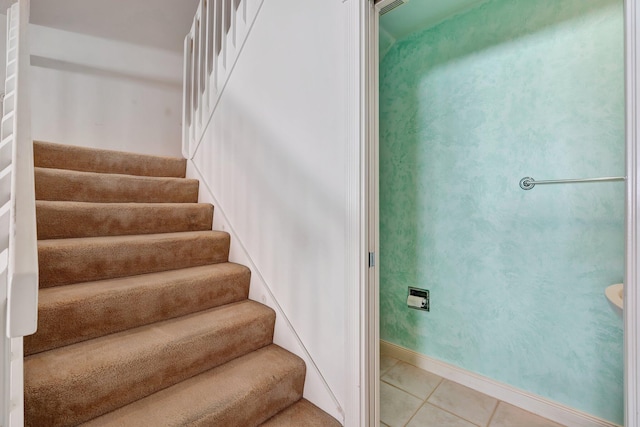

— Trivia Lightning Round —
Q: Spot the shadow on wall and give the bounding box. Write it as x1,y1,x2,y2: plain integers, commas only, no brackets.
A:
31,55,182,89
191,72,349,405
392,0,617,77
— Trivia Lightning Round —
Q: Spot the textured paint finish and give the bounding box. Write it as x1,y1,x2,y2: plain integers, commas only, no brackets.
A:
380,0,489,41
379,0,624,423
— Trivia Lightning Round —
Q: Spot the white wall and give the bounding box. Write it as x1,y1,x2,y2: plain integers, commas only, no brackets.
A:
188,0,363,424
29,24,184,157
0,15,5,102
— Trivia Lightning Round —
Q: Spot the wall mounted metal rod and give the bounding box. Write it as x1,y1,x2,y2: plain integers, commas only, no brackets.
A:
519,176,625,190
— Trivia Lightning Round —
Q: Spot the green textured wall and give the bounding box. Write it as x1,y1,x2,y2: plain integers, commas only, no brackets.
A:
379,0,624,423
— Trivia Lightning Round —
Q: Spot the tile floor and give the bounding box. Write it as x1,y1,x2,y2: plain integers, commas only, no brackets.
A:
380,354,564,427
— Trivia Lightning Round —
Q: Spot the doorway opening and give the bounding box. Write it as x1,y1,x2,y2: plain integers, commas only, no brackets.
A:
365,0,637,425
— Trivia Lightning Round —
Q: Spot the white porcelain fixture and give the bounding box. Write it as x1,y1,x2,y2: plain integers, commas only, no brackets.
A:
605,283,623,317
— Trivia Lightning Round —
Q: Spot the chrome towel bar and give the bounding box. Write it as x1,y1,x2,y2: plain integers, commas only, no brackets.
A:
519,176,625,190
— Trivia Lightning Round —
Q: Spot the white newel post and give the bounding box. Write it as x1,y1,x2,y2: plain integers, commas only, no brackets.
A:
0,0,38,425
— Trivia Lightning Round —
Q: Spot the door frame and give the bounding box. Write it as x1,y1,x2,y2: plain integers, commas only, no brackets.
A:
361,0,380,427
361,0,379,425
625,1,640,425
363,0,640,425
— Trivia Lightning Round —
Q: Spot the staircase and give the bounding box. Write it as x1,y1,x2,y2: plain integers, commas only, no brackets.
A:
23,141,341,427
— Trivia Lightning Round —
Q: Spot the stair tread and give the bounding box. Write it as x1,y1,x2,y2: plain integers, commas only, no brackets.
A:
35,167,199,203
36,201,214,239
81,345,305,427
34,141,187,178
25,300,276,427
260,399,342,426
26,263,251,355
38,231,230,287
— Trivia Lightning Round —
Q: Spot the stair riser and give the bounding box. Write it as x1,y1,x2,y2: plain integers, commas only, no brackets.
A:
35,168,199,203
81,346,306,427
260,400,342,426
25,304,276,427
25,265,251,355
36,202,214,239
38,232,230,287
211,365,306,426
34,141,187,177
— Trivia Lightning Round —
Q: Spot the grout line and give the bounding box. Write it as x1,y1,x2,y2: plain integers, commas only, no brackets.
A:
379,380,426,426
485,400,500,427
413,399,483,427
397,375,444,427
403,384,437,427
424,375,496,427
426,398,484,427
379,358,399,378
381,373,440,402
425,376,444,401
418,375,446,423
402,400,424,427
380,379,423,399
381,365,482,427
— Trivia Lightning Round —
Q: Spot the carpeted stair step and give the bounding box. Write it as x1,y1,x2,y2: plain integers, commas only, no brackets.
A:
35,167,199,203
260,399,342,426
25,263,250,355
27,142,340,426
38,231,230,287
81,345,305,427
25,300,276,427
36,201,214,239
34,141,187,177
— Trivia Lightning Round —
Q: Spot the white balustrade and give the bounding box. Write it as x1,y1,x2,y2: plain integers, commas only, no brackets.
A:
183,0,263,159
0,1,37,425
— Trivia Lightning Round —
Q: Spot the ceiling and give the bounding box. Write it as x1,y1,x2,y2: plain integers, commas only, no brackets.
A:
0,0,200,52
0,0,488,53
380,0,489,41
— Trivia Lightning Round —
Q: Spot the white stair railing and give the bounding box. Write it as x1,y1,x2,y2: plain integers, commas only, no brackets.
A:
183,0,263,159
0,0,38,425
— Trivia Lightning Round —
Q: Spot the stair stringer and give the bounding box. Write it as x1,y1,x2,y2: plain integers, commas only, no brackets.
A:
186,160,344,424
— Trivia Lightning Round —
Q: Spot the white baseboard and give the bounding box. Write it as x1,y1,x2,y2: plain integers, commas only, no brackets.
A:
380,340,620,427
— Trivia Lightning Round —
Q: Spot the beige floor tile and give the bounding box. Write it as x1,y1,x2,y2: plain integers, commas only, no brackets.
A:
406,403,478,427
380,381,423,427
428,380,498,426
382,361,442,399
380,354,399,375
489,402,564,427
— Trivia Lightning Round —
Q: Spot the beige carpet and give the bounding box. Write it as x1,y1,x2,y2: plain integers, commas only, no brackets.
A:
24,141,342,427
